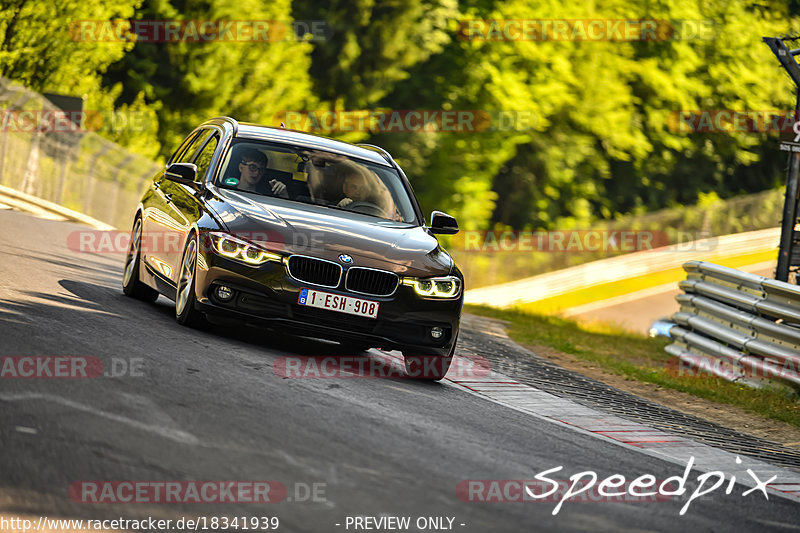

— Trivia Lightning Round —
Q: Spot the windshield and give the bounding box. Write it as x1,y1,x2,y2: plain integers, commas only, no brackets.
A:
215,139,417,223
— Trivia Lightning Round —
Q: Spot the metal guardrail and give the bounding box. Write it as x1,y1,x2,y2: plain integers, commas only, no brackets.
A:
0,77,161,229
668,260,800,390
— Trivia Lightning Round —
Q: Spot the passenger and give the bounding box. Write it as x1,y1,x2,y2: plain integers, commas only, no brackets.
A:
337,169,402,221
337,172,371,207
303,150,401,220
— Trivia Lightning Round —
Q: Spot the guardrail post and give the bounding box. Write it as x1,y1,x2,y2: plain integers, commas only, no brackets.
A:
764,36,800,281
108,155,134,224
0,109,10,186
56,156,70,205
777,88,800,282
83,144,112,215
20,130,41,196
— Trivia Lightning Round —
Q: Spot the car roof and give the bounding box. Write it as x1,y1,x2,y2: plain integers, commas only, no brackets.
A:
233,122,391,167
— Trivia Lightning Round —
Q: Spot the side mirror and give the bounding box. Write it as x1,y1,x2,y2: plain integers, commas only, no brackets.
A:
429,210,459,235
165,163,204,192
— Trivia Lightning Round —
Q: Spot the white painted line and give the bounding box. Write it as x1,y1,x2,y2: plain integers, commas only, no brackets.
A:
0,184,115,230
0,392,198,445
14,425,37,434
0,194,69,221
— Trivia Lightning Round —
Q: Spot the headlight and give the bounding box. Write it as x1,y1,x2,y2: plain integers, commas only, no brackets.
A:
208,232,282,265
403,275,462,298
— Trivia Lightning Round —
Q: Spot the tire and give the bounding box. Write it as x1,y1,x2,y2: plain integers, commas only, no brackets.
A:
175,233,206,327
402,333,457,381
122,217,159,302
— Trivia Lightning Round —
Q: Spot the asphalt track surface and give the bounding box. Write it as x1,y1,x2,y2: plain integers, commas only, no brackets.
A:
1,208,799,532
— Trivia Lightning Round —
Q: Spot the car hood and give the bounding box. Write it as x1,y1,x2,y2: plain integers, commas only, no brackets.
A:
207,189,454,277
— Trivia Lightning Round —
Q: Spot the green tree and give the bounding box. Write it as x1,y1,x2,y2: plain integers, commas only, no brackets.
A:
103,0,316,157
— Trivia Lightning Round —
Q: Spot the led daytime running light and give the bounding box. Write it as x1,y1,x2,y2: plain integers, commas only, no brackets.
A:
403,276,461,298
209,232,281,265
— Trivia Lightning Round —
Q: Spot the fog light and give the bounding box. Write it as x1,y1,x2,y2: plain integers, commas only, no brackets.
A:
430,326,444,339
216,285,234,302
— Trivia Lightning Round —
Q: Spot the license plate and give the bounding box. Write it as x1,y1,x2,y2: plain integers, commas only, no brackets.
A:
298,288,379,318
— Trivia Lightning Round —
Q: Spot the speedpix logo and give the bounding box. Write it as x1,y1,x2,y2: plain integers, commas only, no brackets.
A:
458,456,777,516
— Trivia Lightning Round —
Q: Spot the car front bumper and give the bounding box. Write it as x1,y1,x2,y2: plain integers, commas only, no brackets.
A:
193,251,462,356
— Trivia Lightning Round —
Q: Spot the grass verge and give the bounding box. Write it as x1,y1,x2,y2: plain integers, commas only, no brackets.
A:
465,303,800,428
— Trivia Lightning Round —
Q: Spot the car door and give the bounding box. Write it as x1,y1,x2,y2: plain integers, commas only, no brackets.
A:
142,129,211,286
161,129,221,283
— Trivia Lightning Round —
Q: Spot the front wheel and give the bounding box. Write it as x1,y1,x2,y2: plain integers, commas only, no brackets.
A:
175,234,206,327
402,334,457,381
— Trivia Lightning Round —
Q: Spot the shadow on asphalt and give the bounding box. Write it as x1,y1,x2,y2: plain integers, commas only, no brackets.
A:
22,277,448,387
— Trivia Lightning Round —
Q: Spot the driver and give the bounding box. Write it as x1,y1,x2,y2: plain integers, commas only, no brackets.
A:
233,148,288,198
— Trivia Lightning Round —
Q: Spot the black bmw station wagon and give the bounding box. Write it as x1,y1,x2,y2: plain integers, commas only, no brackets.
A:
122,117,463,380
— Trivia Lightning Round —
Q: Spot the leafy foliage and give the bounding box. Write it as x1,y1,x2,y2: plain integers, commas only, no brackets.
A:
3,0,798,228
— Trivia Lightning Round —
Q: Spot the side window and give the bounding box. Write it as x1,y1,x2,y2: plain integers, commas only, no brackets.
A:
193,135,219,182
168,131,201,165
176,129,213,164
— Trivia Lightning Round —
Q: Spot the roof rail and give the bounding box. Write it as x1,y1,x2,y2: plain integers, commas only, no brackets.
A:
356,143,393,165
208,116,239,135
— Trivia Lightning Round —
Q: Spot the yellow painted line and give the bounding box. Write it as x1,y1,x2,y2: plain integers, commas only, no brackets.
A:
515,250,777,315
561,259,778,317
